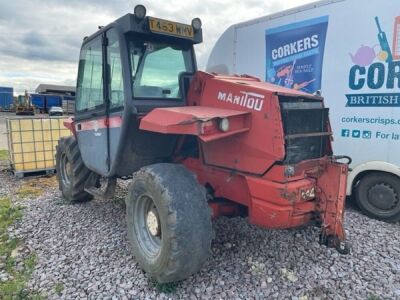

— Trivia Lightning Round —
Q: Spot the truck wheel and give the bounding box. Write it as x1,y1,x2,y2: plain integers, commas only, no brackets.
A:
126,163,212,283
355,173,400,222
56,136,94,202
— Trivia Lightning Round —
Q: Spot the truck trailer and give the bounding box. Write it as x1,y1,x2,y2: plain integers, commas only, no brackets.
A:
31,94,45,112
207,0,400,222
31,93,64,113
0,87,14,111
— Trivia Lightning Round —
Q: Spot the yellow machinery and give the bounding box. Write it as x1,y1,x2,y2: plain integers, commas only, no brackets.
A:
15,90,34,115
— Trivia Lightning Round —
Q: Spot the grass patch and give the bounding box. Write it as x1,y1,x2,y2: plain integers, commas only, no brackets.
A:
16,186,43,199
0,196,39,299
0,196,22,234
0,150,9,161
36,176,58,188
16,176,58,199
16,180,44,199
54,282,64,294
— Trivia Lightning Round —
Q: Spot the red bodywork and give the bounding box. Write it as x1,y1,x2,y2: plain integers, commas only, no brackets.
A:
64,117,75,135
140,71,348,246
66,71,348,248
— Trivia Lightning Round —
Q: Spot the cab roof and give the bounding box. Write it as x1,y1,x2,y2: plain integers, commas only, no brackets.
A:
83,13,203,45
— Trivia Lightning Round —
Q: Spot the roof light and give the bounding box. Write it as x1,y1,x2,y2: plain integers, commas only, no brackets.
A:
134,5,146,19
192,18,202,31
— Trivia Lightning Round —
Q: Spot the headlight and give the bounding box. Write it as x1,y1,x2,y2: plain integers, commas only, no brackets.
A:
218,118,229,132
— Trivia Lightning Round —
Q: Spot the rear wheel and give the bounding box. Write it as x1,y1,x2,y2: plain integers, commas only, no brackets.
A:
355,172,400,222
56,136,95,202
126,163,212,283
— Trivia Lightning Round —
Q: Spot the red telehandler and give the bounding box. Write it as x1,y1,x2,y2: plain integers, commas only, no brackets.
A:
56,5,351,283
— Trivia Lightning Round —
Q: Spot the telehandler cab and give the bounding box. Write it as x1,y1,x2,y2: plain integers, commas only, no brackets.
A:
56,5,351,283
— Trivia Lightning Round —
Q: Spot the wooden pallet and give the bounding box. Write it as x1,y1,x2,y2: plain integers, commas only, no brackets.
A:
13,168,55,178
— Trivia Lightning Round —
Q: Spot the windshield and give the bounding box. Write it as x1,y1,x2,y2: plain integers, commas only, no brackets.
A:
128,37,194,99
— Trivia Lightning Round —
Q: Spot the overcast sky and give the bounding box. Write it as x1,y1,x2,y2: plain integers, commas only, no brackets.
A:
0,0,315,95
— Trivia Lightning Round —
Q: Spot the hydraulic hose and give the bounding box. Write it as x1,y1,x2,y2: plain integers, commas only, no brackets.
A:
332,155,352,165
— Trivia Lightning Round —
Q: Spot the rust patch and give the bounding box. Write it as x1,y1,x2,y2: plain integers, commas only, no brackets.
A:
178,116,213,125
280,188,297,204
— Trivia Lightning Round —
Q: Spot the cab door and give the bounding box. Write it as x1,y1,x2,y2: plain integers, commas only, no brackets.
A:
74,34,109,175
105,28,125,172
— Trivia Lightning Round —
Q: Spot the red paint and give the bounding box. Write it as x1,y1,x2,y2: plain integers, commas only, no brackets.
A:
144,71,348,244
65,71,348,245
108,115,122,128
63,117,76,135
209,202,240,219
183,156,347,239
140,106,251,143
72,116,122,133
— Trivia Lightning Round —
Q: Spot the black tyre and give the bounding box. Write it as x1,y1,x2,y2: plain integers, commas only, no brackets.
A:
355,172,400,222
56,136,94,202
126,163,212,283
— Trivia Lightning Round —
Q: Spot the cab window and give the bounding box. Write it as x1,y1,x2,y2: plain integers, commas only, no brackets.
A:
107,30,124,108
76,37,104,111
129,40,194,99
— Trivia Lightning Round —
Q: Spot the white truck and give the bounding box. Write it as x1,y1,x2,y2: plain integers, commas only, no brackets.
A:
206,0,400,221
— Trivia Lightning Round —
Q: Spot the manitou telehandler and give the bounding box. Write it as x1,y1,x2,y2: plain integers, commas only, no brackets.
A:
56,5,351,283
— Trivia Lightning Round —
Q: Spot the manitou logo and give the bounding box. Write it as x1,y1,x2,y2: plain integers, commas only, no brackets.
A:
217,91,264,111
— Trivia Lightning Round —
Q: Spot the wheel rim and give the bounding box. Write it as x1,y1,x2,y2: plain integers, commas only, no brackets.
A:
60,153,72,187
367,183,399,211
134,194,162,258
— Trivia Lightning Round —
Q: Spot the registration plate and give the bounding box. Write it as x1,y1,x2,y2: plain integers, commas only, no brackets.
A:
148,17,194,38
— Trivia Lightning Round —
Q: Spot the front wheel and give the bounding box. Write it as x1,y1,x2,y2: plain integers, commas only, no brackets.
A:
126,163,212,283
355,172,400,222
56,136,95,202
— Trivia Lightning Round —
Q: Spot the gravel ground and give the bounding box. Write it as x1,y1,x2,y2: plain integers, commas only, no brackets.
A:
1,168,400,300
